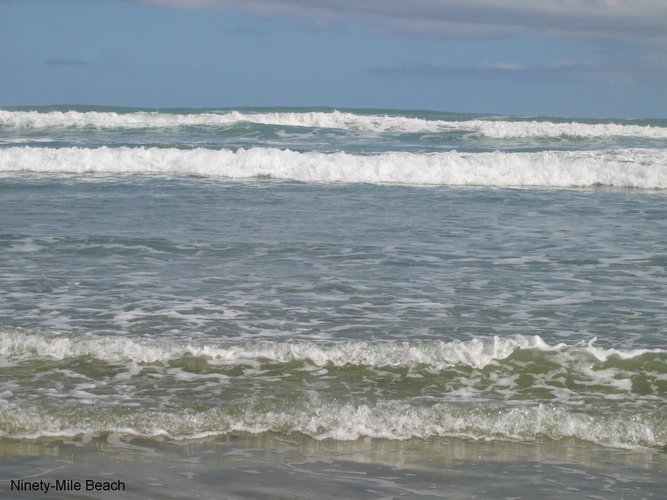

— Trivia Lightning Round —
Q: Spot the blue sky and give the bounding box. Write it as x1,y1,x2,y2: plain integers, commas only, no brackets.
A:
1,0,666,117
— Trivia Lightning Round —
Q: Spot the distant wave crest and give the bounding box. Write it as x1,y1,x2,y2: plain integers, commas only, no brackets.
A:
2,109,667,138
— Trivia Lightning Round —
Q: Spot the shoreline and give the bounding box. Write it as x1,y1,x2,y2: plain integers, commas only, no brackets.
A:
2,433,665,498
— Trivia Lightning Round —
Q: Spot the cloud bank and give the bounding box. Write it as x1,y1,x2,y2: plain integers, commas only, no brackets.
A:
133,0,667,43
366,59,655,85
130,1,667,84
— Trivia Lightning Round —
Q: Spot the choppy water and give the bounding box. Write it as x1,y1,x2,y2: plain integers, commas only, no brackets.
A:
1,106,666,453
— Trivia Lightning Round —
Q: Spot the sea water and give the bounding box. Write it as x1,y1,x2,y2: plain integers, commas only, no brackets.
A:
1,106,666,497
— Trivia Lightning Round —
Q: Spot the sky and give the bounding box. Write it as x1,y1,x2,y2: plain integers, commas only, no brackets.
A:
1,0,666,117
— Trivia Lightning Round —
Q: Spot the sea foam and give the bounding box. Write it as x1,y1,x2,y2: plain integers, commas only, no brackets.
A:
2,109,667,138
2,146,666,188
2,330,665,448
1,329,662,369
0,399,663,449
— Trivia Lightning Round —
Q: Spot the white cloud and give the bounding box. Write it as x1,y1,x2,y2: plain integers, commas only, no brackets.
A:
131,0,667,84
478,61,528,71
365,58,660,86
132,0,667,43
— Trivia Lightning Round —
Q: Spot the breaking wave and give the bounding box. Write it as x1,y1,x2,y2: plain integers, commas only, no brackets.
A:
2,146,666,188
0,400,663,449
1,329,663,369
2,109,667,138
2,329,665,448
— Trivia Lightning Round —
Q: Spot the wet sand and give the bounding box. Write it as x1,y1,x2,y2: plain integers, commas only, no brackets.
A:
1,434,665,499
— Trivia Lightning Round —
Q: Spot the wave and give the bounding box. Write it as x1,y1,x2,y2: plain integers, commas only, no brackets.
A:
2,109,667,138
461,119,667,139
0,400,663,449
2,146,666,188
2,330,665,448
1,329,663,369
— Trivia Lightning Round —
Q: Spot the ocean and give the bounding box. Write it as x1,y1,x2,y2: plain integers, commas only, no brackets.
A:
1,106,666,498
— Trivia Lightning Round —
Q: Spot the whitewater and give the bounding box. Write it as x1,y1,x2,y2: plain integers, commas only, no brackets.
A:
2,108,667,139
1,146,666,188
1,106,666,494
2,107,666,188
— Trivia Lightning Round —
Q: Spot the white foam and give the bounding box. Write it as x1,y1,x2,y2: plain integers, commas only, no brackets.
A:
0,400,662,449
2,109,667,138
0,109,434,132
1,146,666,188
583,337,663,361
459,119,667,139
1,329,663,369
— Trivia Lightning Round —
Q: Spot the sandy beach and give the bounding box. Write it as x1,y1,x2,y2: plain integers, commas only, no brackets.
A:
2,434,666,498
